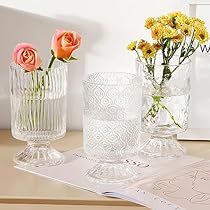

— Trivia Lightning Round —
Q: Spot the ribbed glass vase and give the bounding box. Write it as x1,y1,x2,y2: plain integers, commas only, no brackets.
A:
10,61,67,167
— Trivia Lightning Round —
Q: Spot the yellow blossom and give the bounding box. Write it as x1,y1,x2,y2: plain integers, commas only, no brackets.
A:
183,17,192,26
168,11,185,19
141,43,156,59
127,41,137,51
145,17,156,29
163,27,178,39
171,33,184,43
180,24,192,36
176,16,192,28
138,39,148,49
152,42,162,50
151,23,164,40
191,17,205,25
168,12,189,29
194,25,209,44
157,15,170,25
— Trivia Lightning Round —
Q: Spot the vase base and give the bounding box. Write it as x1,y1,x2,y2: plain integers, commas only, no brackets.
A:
13,142,64,167
87,162,137,184
139,135,186,158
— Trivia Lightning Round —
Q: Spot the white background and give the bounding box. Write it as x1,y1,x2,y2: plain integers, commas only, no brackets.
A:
0,0,209,133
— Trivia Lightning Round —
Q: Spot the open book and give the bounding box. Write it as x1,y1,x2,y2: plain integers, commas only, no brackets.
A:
16,148,210,210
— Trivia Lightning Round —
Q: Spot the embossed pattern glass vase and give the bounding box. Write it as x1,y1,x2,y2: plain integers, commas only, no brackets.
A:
83,72,141,183
137,56,191,158
10,61,67,167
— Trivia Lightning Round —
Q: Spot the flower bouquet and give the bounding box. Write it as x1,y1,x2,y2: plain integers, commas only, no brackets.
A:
10,30,81,166
128,12,209,157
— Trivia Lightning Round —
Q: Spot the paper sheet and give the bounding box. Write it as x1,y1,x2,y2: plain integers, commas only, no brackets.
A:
16,148,203,209
112,160,210,210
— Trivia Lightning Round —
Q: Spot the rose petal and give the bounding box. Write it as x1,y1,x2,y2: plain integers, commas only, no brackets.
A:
51,29,66,56
51,29,81,59
12,43,42,71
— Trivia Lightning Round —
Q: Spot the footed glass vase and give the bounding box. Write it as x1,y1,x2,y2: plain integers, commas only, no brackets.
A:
83,72,141,183
137,57,191,157
10,61,67,167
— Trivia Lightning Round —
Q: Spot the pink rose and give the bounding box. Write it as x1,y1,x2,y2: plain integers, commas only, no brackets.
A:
51,29,81,60
13,43,42,72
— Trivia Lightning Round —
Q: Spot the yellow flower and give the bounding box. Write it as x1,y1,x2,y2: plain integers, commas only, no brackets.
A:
168,11,185,19
145,17,156,29
138,39,148,49
191,17,205,25
127,41,137,50
176,16,192,27
151,23,164,40
194,25,209,44
152,42,162,50
171,33,184,43
157,15,170,25
183,17,192,26
163,27,178,39
141,43,156,59
180,24,192,36
158,15,175,28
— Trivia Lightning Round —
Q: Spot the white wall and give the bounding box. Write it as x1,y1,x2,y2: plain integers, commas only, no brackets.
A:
0,0,187,130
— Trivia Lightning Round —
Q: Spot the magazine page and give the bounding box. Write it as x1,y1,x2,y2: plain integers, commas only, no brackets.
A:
106,160,210,210
16,147,201,209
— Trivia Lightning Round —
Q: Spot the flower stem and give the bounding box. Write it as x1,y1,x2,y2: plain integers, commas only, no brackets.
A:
48,55,56,69
46,55,56,86
134,49,142,63
143,95,182,129
159,102,182,128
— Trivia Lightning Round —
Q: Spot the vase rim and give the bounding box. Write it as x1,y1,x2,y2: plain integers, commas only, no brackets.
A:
9,61,67,73
83,72,141,86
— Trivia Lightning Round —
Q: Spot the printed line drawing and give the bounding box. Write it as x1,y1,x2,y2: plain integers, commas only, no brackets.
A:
153,161,210,205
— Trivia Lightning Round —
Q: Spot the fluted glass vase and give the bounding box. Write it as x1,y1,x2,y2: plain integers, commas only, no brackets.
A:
137,56,191,157
10,61,67,167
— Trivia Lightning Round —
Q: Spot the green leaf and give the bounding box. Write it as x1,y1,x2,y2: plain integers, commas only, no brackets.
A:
58,58,68,63
163,65,171,80
152,96,162,103
57,56,78,63
180,51,185,57
68,56,78,61
51,50,55,56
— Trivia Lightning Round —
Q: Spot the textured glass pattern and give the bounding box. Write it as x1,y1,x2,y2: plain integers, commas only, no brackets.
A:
83,72,141,182
137,57,191,157
10,61,67,166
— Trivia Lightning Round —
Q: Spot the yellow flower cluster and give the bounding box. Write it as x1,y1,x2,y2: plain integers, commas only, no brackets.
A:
138,40,162,59
144,11,209,44
127,12,209,62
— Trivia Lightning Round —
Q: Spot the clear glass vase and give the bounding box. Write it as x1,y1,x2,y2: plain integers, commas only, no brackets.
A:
10,61,67,167
83,72,141,183
137,56,191,158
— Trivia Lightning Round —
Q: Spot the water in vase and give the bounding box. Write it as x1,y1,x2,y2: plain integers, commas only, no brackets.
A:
11,95,66,141
83,112,139,161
